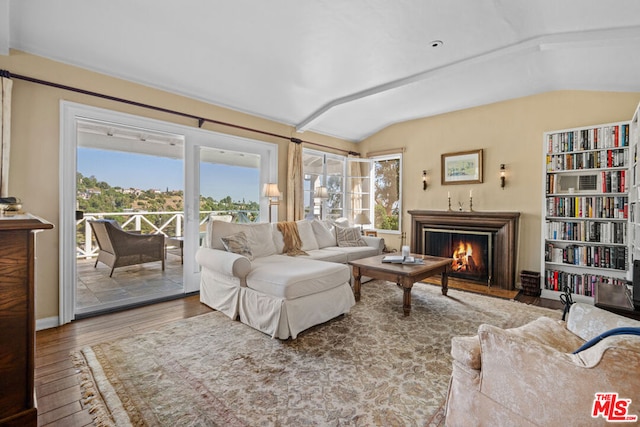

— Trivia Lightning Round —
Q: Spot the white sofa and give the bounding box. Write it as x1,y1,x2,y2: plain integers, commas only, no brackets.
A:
195,219,384,339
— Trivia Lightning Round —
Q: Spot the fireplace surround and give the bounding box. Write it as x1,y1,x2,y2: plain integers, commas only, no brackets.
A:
409,210,520,290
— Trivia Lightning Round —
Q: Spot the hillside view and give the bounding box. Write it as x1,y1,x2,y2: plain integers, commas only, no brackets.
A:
76,173,260,238
77,172,259,214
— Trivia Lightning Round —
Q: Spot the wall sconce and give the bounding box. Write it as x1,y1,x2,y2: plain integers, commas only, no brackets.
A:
263,183,281,222
422,170,428,191
500,164,506,189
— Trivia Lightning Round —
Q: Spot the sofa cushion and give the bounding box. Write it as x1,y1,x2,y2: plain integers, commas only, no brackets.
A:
247,255,350,299
220,231,253,260
209,222,277,258
567,302,640,342
336,226,368,247
305,248,348,263
296,220,319,251
311,219,336,248
324,245,380,261
497,316,583,353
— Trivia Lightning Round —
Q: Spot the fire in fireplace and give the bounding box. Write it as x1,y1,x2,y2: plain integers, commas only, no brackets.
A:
452,240,484,273
423,228,493,285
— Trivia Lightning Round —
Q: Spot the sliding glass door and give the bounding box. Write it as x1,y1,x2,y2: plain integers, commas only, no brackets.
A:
75,118,186,316
61,102,278,325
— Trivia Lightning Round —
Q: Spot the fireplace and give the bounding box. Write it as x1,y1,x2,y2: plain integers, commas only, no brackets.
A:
409,210,520,290
423,228,493,285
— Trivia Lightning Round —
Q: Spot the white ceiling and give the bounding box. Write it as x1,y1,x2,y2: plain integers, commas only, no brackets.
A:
6,0,640,142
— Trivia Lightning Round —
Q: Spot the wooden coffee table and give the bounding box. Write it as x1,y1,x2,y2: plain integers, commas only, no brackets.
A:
349,254,452,316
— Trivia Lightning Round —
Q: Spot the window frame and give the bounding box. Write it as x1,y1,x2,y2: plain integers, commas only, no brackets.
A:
302,148,346,221
371,153,403,234
301,148,403,234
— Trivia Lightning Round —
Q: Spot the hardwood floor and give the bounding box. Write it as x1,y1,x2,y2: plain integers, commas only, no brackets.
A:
35,295,212,427
34,290,563,426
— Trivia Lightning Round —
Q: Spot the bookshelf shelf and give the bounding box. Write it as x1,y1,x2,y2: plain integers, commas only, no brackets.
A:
542,121,632,301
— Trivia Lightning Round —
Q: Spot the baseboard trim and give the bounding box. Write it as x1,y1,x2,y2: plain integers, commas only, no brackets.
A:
36,316,60,331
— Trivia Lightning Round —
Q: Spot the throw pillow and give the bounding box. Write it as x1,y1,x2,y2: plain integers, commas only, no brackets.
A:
296,220,319,251
246,222,277,258
220,231,254,260
311,219,336,248
336,226,368,247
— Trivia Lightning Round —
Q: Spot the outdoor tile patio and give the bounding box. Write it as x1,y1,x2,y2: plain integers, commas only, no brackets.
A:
76,247,185,316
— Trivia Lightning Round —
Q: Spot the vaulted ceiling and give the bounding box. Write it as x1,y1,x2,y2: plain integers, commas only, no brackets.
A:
3,0,640,142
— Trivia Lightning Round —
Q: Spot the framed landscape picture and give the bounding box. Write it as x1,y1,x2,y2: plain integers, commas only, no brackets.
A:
441,149,483,185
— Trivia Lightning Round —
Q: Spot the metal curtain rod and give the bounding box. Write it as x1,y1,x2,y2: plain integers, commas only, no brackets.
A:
3,70,359,156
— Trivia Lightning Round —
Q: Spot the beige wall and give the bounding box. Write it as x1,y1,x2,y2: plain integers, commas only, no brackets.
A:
0,50,356,321
361,91,640,282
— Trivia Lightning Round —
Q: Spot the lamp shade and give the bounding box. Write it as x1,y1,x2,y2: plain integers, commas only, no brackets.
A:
263,183,281,198
316,186,329,200
354,213,371,225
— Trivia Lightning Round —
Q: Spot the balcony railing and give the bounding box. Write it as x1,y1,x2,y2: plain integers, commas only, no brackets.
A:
76,210,259,259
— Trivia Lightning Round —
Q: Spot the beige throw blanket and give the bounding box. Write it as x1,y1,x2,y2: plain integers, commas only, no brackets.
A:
277,221,308,256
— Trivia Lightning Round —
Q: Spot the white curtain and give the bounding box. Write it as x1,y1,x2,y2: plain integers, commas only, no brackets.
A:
286,141,304,221
0,75,12,197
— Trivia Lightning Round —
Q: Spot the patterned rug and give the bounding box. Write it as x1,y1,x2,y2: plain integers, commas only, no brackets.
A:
72,280,561,426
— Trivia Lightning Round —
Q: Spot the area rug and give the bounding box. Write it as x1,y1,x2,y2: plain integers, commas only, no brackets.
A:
421,277,521,300
72,280,562,427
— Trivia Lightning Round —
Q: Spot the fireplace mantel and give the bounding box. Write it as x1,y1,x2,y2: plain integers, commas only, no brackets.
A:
408,210,520,290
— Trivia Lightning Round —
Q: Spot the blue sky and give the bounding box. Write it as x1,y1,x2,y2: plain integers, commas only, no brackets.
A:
77,148,259,202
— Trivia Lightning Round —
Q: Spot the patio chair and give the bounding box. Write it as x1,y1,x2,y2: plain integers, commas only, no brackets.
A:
88,219,165,277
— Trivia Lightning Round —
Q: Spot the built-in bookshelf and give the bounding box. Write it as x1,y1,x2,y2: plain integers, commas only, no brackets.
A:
630,103,640,262
542,122,631,303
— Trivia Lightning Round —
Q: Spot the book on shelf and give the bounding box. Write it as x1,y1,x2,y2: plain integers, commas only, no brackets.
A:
382,255,424,265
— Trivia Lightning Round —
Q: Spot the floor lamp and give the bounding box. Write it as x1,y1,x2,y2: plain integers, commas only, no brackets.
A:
316,186,329,219
263,183,281,223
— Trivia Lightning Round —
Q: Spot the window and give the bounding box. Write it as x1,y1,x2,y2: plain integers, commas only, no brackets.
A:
303,149,346,220
373,154,402,232
302,149,402,232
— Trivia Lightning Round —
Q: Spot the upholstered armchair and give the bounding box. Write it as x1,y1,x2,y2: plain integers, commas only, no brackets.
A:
445,303,640,426
89,219,165,277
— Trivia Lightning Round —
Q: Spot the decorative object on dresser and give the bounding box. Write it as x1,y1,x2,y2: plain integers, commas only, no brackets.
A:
543,120,631,304
0,214,52,427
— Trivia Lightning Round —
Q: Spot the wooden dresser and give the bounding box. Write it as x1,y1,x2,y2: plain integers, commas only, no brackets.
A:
0,214,52,426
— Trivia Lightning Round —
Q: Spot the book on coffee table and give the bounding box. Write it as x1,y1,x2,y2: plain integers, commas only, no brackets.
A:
382,255,424,265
